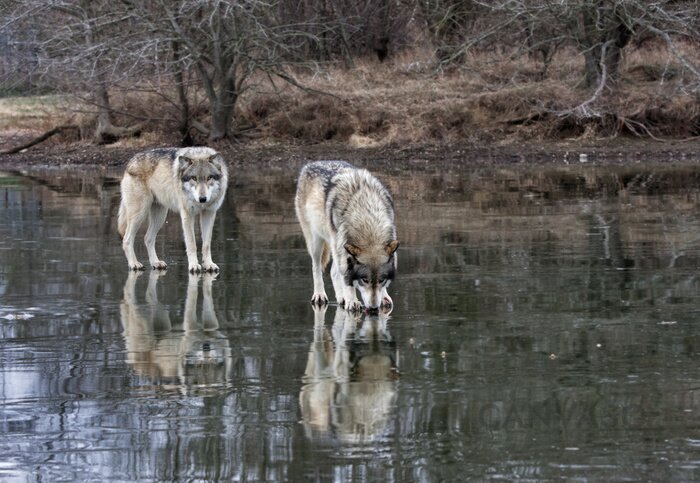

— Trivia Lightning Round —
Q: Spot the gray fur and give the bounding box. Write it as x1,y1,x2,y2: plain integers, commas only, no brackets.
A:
295,161,399,311
118,146,229,273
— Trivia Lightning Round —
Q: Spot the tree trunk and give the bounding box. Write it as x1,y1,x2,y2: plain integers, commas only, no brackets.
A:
93,82,142,145
172,40,193,146
580,8,633,89
328,0,355,69
208,90,238,142
94,83,114,144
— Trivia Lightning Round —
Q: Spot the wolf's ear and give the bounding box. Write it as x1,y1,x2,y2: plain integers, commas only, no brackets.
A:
208,153,228,174
178,155,193,170
385,240,400,258
344,243,362,259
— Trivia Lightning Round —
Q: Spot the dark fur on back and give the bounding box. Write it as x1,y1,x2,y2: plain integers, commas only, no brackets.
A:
299,160,354,199
125,148,178,179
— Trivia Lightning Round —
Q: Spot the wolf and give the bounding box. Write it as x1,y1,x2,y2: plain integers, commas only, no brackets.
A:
295,161,399,312
117,147,228,273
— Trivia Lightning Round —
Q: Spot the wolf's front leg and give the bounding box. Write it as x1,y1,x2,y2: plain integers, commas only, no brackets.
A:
199,209,219,272
180,211,201,273
307,236,328,305
330,261,347,307
380,286,393,308
343,285,363,313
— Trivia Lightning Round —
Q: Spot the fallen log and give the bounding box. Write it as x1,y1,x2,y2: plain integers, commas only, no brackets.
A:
1,125,79,155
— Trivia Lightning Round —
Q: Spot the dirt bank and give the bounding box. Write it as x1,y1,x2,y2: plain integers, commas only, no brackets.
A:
2,138,700,177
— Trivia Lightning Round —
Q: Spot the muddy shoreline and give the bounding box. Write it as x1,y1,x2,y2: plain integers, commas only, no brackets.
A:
1,139,700,176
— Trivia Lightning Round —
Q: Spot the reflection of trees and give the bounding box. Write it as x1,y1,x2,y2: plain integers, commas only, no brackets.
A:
390,302,700,480
0,171,119,301
6,164,700,480
390,166,700,320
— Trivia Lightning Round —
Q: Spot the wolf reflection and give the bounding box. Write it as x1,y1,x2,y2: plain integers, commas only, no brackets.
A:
300,305,399,443
120,271,232,393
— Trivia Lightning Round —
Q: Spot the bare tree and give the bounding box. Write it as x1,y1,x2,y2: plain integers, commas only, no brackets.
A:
123,0,319,142
417,0,487,64
1,0,321,144
2,0,145,143
278,0,416,66
423,0,700,91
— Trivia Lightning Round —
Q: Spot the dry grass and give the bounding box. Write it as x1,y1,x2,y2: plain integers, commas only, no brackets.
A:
3,42,700,151
0,94,81,150
239,50,589,146
293,42,699,143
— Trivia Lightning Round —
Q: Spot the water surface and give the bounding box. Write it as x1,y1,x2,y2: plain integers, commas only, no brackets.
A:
2,162,700,480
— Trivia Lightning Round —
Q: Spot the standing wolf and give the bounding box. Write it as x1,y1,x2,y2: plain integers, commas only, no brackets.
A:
118,147,228,273
295,161,399,312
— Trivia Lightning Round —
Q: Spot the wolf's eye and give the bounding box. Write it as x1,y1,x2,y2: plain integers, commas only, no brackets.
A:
360,277,369,284
190,176,198,182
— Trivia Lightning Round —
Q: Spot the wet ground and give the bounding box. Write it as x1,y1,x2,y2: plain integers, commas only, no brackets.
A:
3,154,700,480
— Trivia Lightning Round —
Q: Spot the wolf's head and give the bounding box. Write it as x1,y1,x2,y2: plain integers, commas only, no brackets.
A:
176,148,227,205
344,240,399,310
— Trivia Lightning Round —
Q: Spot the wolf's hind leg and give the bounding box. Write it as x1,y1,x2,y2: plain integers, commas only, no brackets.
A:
145,204,168,269
121,197,150,271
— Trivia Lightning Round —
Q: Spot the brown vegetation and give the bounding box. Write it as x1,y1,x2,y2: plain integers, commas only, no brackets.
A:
2,39,700,154
238,41,700,147
1,1,700,155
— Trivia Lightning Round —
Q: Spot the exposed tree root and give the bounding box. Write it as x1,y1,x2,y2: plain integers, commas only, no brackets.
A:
94,122,143,145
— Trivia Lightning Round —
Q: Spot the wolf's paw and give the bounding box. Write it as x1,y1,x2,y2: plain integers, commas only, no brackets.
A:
188,262,202,273
345,300,363,313
202,261,219,273
311,293,329,306
129,261,145,271
202,271,218,281
151,260,168,270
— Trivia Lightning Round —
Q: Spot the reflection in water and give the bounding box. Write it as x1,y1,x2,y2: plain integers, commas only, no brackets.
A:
120,271,233,394
6,163,700,480
300,306,398,443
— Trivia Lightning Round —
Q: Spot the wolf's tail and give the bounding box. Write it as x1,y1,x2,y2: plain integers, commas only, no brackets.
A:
117,196,127,239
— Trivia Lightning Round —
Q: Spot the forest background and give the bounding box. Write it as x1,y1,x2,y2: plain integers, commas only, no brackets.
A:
1,0,700,156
